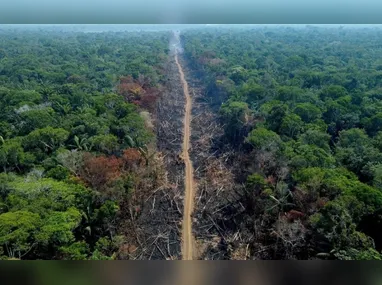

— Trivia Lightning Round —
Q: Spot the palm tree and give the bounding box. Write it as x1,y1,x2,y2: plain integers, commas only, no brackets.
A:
266,182,295,213
71,135,93,151
56,102,72,115
39,83,55,102
76,104,92,114
125,135,154,166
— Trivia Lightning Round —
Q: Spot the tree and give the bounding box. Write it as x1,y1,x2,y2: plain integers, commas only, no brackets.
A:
276,86,304,104
238,82,266,105
23,127,69,153
373,131,382,151
354,248,382,260
335,128,382,181
0,138,34,172
6,90,42,106
79,154,123,191
89,236,124,260
71,135,92,151
280,113,304,138
244,173,273,215
112,113,153,148
89,134,119,155
5,177,87,214
59,241,89,260
117,76,145,101
246,127,282,152
372,164,382,190
310,198,375,260
336,128,369,148
293,167,326,199
0,122,13,139
293,103,322,123
286,142,335,169
0,211,41,259
56,150,84,176
220,101,251,143
298,129,331,152
265,104,288,133
365,113,382,136
35,208,82,247
17,108,57,135
320,85,348,100
122,148,144,171
286,55,305,69
228,66,249,84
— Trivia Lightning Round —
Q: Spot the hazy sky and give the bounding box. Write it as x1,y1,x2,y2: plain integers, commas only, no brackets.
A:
1,0,381,23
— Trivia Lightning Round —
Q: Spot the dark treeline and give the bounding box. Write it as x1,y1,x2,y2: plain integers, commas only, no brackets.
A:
182,26,382,259
0,30,170,259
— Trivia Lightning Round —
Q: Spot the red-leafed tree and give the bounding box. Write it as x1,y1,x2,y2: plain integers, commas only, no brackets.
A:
117,75,161,113
122,148,144,171
138,87,160,113
117,76,145,102
80,153,123,191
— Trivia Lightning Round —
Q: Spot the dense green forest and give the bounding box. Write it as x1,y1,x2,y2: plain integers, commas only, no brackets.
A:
182,26,382,259
0,29,170,259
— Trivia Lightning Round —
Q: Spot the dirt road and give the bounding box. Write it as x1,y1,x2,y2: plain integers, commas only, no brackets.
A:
175,53,195,260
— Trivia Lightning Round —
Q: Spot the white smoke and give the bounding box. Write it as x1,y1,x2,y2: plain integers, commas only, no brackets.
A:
169,30,183,55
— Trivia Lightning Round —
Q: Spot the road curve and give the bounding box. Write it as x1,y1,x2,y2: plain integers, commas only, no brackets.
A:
175,53,195,260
